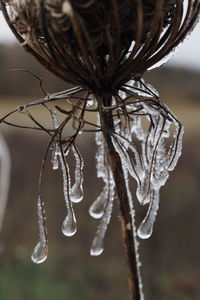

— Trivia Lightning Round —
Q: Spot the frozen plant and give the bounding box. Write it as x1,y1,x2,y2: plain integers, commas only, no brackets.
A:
0,1,199,299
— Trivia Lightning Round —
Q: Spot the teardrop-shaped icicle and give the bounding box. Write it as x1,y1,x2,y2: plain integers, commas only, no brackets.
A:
62,212,77,237
89,189,107,219
137,220,153,240
90,170,115,256
32,195,48,264
137,189,159,239
31,241,48,264
90,236,104,256
70,184,83,203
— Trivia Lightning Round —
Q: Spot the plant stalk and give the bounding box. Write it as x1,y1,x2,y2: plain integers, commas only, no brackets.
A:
98,94,141,300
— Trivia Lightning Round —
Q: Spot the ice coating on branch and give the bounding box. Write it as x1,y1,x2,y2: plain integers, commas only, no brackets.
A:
95,129,106,179
31,196,48,264
51,145,59,170
51,110,60,170
167,125,184,171
70,145,84,203
124,78,159,98
116,81,184,239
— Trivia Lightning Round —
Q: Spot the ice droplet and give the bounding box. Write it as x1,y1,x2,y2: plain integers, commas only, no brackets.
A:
62,212,77,237
70,145,84,203
58,148,78,237
31,196,48,264
31,241,48,264
89,188,107,219
137,190,159,239
137,222,152,240
90,237,104,256
70,184,83,203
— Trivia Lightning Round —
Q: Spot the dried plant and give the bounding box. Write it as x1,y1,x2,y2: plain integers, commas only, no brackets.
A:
0,1,199,299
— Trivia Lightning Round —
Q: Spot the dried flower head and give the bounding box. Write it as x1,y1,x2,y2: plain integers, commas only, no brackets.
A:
1,0,199,90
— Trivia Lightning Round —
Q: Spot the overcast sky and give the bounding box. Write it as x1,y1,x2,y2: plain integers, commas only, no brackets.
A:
0,13,200,71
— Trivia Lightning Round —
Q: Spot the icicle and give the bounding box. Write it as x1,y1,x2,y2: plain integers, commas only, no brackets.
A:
137,189,159,239
89,186,108,219
59,150,77,237
70,184,83,204
31,196,48,264
167,123,184,171
62,211,77,237
95,130,106,179
112,134,146,205
70,145,84,203
90,170,115,256
49,109,77,235
89,128,110,220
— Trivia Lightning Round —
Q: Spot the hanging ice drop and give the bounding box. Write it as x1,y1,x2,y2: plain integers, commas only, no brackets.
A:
70,183,83,203
137,189,159,239
70,145,84,203
31,241,48,264
90,170,115,256
58,147,78,236
62,212,77,237
89,188,107,219
90,235,104,256
31,196,48,264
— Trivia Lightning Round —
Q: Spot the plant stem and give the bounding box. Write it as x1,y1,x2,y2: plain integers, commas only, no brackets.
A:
98,94,141,300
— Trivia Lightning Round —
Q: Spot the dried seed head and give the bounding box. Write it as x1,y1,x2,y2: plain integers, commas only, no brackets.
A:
1,0,199,91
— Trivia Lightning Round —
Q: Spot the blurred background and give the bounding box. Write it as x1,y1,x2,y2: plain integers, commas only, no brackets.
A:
0,14,200,300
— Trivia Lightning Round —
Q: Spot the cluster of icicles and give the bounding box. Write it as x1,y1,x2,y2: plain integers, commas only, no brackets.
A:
31,80,184,264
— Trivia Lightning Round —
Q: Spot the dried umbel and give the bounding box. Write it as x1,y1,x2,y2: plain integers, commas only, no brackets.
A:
1,0,199,90
0,1,199,300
